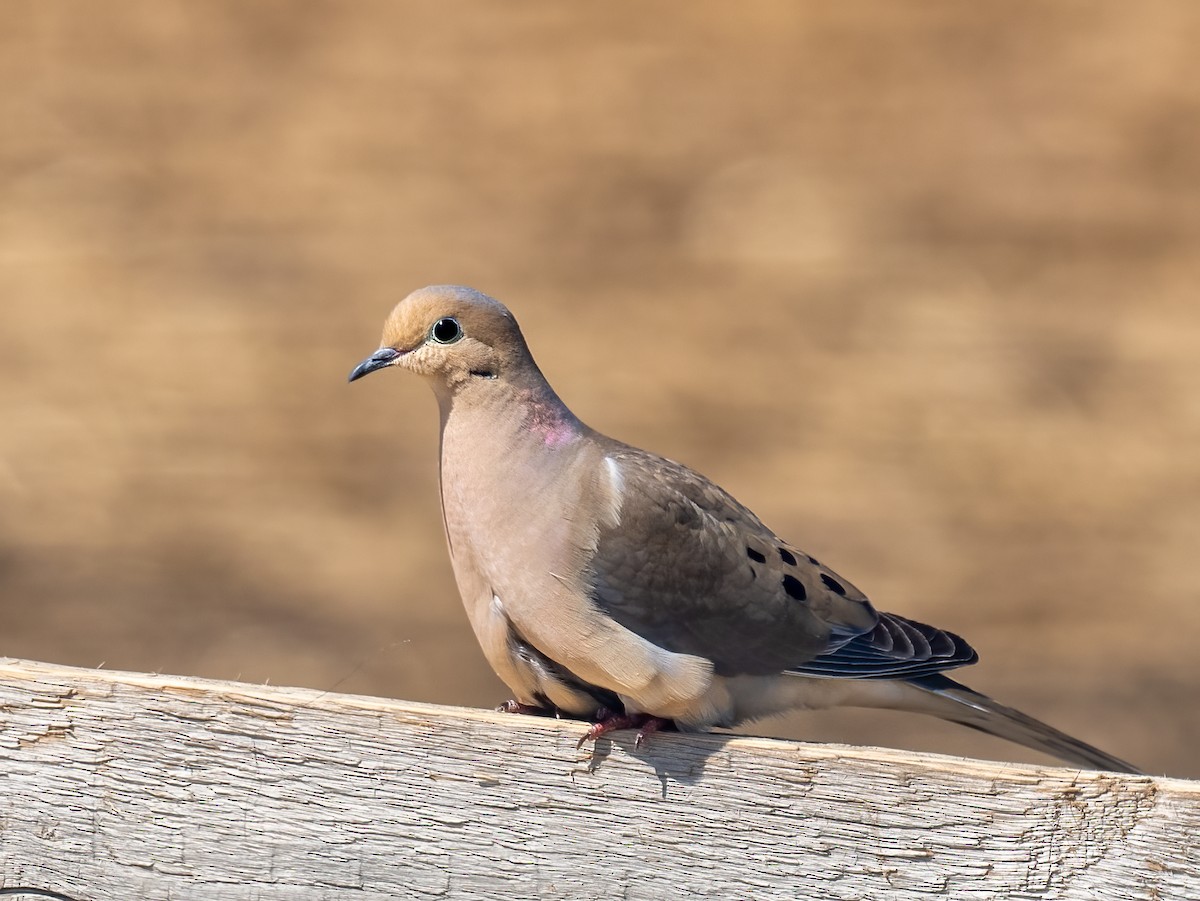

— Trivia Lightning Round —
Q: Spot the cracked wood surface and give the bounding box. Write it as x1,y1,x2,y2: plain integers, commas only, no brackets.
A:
0,657,1196,900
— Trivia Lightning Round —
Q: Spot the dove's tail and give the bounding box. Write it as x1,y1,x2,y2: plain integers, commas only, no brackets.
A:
895,674,1143,774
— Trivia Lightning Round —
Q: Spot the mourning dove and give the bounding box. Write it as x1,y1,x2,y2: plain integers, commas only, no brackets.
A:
349,285,1140,773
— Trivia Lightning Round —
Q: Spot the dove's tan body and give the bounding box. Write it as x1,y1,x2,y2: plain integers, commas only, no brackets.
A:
350,285,1140,773
437,386,874,728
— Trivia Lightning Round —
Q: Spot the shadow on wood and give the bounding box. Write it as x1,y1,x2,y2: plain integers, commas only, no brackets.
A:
0,658,1196,900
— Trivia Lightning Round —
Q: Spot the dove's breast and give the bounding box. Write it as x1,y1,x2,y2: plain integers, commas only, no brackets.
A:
435,404,622,712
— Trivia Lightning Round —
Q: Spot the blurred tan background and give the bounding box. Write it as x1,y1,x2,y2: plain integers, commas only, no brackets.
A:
1,2,1197,777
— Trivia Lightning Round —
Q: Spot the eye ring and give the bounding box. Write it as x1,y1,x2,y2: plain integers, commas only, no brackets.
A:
429,317,463,345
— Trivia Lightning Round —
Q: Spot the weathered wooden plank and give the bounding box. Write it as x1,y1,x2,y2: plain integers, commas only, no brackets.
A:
0,657,1195,900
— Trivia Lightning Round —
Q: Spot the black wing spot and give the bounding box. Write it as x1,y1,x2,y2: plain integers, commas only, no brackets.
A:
820,573,847,596
746,547,766,563
807,555,820,566
748,565,757,581
782,574,807,601
778,548,797,566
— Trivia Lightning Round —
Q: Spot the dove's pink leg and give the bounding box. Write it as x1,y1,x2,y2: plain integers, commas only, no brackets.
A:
576,710,675,749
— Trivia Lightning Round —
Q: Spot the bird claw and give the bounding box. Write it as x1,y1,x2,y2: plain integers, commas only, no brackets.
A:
496,700,555,717
576,712,674,750
634,716,669,748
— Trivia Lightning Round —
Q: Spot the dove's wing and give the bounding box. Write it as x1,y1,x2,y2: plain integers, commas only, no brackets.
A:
588,444,976,680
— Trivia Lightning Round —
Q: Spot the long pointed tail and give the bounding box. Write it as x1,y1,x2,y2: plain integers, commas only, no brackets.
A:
898,674,1142,774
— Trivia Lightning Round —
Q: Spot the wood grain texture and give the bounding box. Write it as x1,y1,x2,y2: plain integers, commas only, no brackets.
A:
0,657,1195,900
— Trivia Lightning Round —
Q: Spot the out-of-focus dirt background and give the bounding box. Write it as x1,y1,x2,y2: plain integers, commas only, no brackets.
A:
2,2,1197,777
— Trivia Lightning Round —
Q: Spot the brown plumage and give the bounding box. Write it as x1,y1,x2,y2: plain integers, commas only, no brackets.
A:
350,285,1140,773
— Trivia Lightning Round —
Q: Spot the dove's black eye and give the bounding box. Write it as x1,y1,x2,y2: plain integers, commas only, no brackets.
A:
429,317,463,344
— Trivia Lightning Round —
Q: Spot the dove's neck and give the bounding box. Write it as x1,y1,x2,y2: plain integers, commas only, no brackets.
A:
435,365,592,530
435,365,585,453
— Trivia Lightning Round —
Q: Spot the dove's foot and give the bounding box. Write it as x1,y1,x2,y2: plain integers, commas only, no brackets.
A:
632,715,672,748
576,710,675,749
496,700,556,717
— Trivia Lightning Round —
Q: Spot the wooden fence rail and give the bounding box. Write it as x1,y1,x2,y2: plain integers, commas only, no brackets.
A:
0,657,1196,900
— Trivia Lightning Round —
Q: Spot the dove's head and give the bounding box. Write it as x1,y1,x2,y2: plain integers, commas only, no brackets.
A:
349,285,533,391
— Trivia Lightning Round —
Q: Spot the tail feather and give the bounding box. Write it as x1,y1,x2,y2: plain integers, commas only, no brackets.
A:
903,674,1142,774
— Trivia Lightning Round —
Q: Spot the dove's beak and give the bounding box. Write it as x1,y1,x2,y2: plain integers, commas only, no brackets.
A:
348,347,402,382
